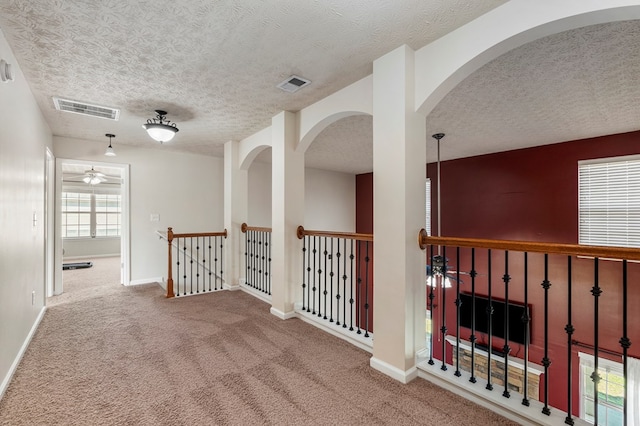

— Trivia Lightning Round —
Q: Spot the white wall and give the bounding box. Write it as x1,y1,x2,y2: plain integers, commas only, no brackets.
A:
248,160,272,227
63,238,121,259
247,161,355,232
0,29,52,397
53,138,224,283
305,168,355,232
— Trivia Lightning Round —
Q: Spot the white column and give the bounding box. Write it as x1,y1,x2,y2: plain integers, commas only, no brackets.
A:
370,45,427,383
224,140,248,289
270,111,304,318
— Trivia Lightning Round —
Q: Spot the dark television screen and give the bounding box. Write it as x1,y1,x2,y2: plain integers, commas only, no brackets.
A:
458,293,530,345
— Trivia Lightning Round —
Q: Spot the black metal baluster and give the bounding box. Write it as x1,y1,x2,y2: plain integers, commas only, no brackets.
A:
260,231,265,292
253,231,257,290
318,237,324,319
342,239,348,329
591,258,601,425
469,248,477,383
620,259,630,426
176,242,181,297
502,250,511,398
562,255,574,424
215,235,220,290
208,236,212,292
323,237,328,320
329,238,334,323
454,246,461,377
312,236,317,315
244,230,249,287
336,240,342,326
267,231,271,295
214,235,218,290
302,236,307,311
190,237,194,295
219,235,224,289
356,240,362,334
349,239,354,331
182,238,187,296
441,246,447,371
306,236,311,312
428,245,435,366
522,252,530,407
541,254,552,416
196,238,200,293
364,241,370,338
486,248,493,391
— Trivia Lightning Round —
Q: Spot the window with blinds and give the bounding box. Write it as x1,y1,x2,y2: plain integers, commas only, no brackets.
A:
578,155,640,248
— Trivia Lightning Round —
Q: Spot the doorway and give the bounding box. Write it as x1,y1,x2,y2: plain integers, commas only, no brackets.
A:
53,158,130,296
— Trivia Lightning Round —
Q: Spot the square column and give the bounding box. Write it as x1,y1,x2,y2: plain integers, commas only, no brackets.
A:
370,45,427,382
270,111,304,318
224,140,248,289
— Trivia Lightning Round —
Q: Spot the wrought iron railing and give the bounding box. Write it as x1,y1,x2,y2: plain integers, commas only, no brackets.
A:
241,223,272,297
417,230,639,425
296,226,373,342
165,227,227,298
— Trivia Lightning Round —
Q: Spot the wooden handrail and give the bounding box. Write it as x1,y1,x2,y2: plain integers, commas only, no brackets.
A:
297,225,373,242
166,227,227,298
170,230,227,239
241,223,272,233
417,228,640,261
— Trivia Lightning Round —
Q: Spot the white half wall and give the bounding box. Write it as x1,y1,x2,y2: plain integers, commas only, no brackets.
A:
63,238,121,259
53,138,224,283
0,28,52,399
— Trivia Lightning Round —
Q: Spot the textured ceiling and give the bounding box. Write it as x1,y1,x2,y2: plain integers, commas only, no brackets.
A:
1,2,639,175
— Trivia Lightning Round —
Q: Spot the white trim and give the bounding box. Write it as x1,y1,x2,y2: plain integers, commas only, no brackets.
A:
128,277,163,286
270,307,296,320
223,283,241,291
416,357,590,426
370,357,418,384
578,153,640,166
239,284,272,303
294,306,373,353
0,307,46,400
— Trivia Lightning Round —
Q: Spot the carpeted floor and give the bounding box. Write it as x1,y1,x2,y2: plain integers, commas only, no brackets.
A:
0,258,517,425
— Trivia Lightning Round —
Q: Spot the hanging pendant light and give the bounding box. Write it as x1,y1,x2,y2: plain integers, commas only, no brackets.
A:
142,110,179,143
104,133,116,156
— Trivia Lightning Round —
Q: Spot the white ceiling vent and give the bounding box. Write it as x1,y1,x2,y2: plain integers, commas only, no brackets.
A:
277,75,311,93
53,97,120,120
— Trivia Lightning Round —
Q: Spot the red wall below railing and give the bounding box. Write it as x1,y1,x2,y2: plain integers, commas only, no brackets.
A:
356,130,640,415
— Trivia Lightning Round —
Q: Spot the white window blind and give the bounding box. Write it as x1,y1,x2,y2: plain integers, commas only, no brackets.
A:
579,156,640,248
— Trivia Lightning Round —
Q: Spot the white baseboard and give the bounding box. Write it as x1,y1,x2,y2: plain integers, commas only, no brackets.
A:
63,254,120,260
239,285,272,303
370,356,419,384
223,282,240,291
0,306,46,400
128,277,163,286
270,307,296,320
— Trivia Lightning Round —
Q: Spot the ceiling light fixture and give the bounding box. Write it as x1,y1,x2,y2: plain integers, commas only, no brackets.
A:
104,133,116,156
142,110,179,143
83,167,106,185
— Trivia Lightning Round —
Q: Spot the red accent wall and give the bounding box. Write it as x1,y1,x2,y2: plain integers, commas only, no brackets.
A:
356,130,640,414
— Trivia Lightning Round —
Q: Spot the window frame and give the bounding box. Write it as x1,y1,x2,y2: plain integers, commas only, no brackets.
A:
578,352,625,425
578,154,640,248
61,187,122,239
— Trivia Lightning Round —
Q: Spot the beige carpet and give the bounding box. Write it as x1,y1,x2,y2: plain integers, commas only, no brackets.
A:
0,258,516,425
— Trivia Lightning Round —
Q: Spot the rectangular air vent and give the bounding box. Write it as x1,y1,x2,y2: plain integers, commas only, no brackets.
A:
277,75,311,93
53,97,120,120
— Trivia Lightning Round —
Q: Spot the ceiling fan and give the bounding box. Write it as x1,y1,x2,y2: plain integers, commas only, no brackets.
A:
64,166,111,185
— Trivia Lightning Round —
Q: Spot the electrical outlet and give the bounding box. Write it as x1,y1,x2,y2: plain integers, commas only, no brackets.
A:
31,290,35,305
